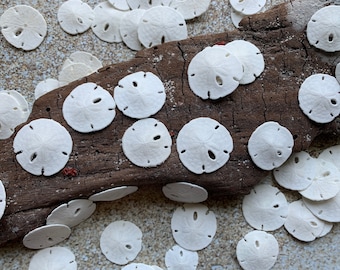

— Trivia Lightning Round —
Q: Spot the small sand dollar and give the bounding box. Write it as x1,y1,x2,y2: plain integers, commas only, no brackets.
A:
187,46,244,99
169,0,211,20
62,51,103,72
171,203,216,251
57,0,94,35
242,184,288,231
229,0,266,16
120,9,146,51
62,82,116,133
46,199,96,228
127,0,164,9
100,220,142,265
23,224,71,249
223,40,265,84
162,182,208,203
236,230,279,270
306,5,340,52
336,63,340,83
298,159,340,201
34,79,60,100
13,119,73,176
248,121,294,170
0,90,30,140
89,186,138,201
114,71,165,119
165,245,198,270
28,247,77,270
298,74,340,123
0,180,6,220
138,6,187,48
91,1,126,43
284,200,325,242
303,191,340,223
176,117,233,174
318,144,340,171
122,118,172,167
0,5,47,50
58,62,93,86
273,151,316,191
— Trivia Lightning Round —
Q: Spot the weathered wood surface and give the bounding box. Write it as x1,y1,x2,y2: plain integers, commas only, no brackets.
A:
0,3,339,245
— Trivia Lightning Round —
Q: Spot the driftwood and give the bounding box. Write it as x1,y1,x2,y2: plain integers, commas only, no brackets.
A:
0,3,339,246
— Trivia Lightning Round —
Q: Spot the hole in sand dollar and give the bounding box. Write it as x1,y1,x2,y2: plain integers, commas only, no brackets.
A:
216,75,223,86
208,150,216,160
331,98,337,105
93,97,102,104
30,152,38,162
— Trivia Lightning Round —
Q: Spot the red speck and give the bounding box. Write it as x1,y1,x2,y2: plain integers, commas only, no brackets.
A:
62,167,78,177
215,41,226,46
169,130,176,137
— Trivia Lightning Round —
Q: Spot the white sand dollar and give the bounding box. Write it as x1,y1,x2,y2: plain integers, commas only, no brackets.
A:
223,40,265,84
120,9,146,51
298,74,340,123
248,121,294,170
303,192,340,222
176,117,233,174
0,180,6,220
318,144,340,171
236,230,279,270
169,0,211,20
0,5,47,50
165,245,198,270
58,62,93,86
58,0,94,35
100,220,142,265
127,0,164,10
34,79,60,100
92,1,125,43
171,203,216,251
114,71,165,118
23,224,71,249
122,118,172,167
0,90,30,140
230,0,266,16
46,199,96,228
28,246,77,270
138,6,187,48
162,182,208,203
336,62,340,83
318,221,333,238
298,159,340,201
89,186,138,201
187,46,244,99
62,82,116,133
122,263,154,270
284,200,325,242
306,5,340,52
13,119,73,176
242,184,288,231
230,8,245,28
62,51,103,72
273,151,316,191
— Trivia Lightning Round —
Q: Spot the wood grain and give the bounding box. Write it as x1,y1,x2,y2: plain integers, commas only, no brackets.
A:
0,3,339,245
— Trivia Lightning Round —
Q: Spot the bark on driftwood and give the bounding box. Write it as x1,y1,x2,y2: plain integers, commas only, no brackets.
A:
0,3,339,245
